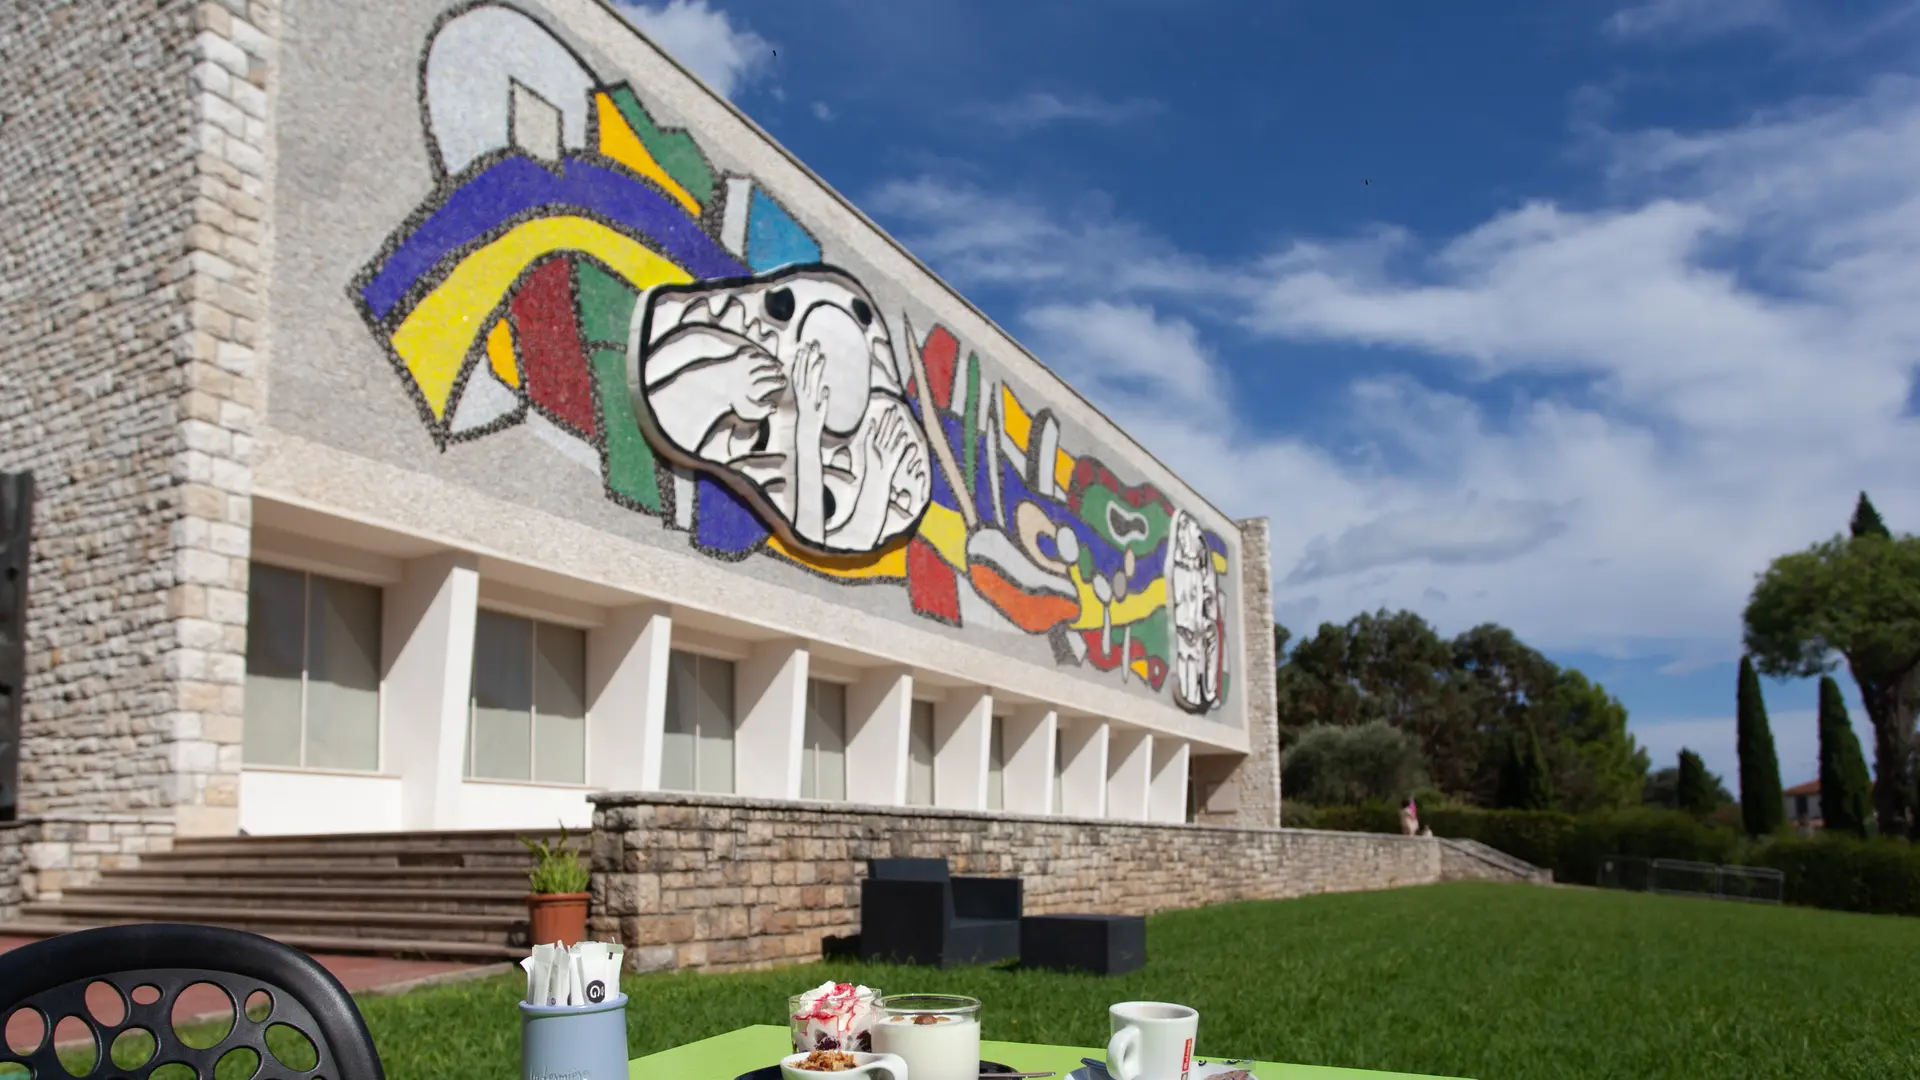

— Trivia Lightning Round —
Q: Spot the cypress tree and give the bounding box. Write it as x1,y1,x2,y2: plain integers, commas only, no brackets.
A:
1736,656,1786,835
1677,749,1717,816
1496,728,1555,811
1850,492,1891,538
1817,675,1873,837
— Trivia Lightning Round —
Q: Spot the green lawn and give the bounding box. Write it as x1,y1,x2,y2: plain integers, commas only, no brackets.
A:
36,882,1920,1080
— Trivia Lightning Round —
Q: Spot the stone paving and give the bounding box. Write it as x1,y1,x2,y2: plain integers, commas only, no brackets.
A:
0,935,507,1050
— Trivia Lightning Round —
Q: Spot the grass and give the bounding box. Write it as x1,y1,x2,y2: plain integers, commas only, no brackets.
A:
22,882,1920,1079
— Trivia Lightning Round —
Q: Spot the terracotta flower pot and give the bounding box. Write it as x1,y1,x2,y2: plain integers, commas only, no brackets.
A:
528,891,590,948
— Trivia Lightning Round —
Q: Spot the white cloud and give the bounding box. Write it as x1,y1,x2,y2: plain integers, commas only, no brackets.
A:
1603,0,1788,42
810,101,835,122
868,73,1920,670
1633,709,1856,791
962,92,1166,132
616,0,769,98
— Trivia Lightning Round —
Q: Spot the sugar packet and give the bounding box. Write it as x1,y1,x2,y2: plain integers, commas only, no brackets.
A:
567,941,621,1005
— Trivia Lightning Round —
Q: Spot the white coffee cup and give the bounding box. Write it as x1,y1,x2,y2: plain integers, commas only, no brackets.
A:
1106,1001,1199,1080
780,1050,910,1080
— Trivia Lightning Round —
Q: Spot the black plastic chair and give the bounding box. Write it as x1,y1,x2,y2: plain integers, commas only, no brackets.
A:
858,857,1022,968
0,923,386,1079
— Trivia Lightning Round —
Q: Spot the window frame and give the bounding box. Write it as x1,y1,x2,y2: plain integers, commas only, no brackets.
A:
465,608,590,787
242,560,385,774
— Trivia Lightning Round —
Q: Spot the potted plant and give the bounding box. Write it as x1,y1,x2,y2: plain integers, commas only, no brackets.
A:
523,822,592,948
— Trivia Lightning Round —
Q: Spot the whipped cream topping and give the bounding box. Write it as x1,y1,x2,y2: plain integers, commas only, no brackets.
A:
792,982,880,1052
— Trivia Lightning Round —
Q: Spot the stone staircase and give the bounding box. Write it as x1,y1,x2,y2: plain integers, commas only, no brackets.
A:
0,829,563,960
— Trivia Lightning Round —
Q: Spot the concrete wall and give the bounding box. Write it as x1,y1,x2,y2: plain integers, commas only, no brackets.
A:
259,0,1250,734
588,791,1541,975
0,0,275,846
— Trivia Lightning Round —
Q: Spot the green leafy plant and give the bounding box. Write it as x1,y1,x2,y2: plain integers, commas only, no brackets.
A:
522,822,591,895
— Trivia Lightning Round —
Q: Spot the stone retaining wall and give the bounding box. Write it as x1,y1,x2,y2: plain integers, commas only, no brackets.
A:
0,815,177,921
589,792,1543,975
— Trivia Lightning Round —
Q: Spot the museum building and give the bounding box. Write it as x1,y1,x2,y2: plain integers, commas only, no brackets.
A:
0,0,1281,851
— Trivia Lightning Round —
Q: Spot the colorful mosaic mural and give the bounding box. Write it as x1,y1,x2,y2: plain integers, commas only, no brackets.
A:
349,0,1233,713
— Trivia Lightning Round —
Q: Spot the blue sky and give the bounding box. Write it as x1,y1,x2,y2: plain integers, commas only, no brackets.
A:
613,0,1920,790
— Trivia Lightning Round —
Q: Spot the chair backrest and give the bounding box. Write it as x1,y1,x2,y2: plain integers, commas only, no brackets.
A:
0,923,386,1079
867,857,951,883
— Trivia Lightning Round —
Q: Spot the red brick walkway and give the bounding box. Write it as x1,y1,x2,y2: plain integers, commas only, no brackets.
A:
0,935,508,1051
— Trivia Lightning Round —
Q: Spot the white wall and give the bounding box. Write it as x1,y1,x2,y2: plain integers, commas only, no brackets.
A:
1059,716,1110,818
846,668,913,805
1000,706,1056,815
1148,737,1190,823
455,780,594,830
735,639,809,799
382,552,479,830
586,604,672,792
239,770,404,834
934,688,993,810
1106,728,1152,822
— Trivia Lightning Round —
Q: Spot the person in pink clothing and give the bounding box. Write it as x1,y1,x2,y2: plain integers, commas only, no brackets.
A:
1400,797,1420,837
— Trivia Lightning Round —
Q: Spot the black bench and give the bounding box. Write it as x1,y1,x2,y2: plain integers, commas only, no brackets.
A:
1019,913,1146,975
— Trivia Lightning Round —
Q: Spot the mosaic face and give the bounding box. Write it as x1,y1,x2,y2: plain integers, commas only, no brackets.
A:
1168,510,1224,713
635,267,932,554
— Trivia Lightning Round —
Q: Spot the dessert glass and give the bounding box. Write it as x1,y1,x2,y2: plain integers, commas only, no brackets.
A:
871,994,981,1080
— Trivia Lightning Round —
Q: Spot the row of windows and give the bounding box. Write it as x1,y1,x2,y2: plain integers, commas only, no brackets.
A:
242,564,1052,802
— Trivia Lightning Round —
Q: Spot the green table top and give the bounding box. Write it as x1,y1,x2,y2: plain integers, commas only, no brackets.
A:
627,1025,1465,1079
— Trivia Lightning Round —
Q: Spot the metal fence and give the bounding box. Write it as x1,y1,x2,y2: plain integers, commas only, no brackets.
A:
1598,855,1785,904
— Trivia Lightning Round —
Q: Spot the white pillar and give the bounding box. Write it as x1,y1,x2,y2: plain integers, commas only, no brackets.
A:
735,639,808,799
382,552,479,830
846,667,913,805
934,687,992,810
1000,706,1056,814
1106,728,1152,822
586,604,671,793
1058,716,1109,818
1148,737,1190,823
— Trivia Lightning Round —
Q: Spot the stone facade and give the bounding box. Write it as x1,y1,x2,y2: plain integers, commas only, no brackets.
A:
0,0,274,901
1194,516,1280,829
0,818,178,921
589,791,1541,975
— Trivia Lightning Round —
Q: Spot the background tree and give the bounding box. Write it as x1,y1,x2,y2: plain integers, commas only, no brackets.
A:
1543,669,1649,812
1851,492,1891,539
1744,531,1920,837
1676,749,1721,816
1495,727,1555,811
1817,675,1873,837
1645,763,1733,810
1280,722,1431,806
1735,656,1786,836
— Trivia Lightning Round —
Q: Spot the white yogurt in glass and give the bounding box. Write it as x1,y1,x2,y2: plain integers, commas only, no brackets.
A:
872,995,981,1080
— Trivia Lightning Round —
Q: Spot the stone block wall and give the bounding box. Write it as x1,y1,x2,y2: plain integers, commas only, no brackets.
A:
1194,515,1280,829
0,0,270,854
0,817,179,921
589,791,1540,975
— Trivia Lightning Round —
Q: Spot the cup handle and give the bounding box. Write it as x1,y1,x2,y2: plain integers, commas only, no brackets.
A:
861,1054,910,1080
1107,1026,1142,1080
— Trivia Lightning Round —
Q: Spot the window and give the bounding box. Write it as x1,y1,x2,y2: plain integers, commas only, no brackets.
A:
802,679,848,801
907,700,936,806
466,611,587,784
662,650,736,793
244,563,382,772
987,716,1006,811
1051,727,1065,814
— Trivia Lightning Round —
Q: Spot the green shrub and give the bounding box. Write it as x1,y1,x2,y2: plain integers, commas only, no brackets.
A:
1557,808,1742,885
1748,835,1920,917
1281,722,1430,807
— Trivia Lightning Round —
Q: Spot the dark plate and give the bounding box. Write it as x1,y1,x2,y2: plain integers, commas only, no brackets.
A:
735,1062,1016,1079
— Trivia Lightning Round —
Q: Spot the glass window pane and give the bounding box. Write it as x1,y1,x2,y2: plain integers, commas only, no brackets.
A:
1052,728,1065,814
987,716,1005,811
243,563,306,767
533,624,587,784
303,575,382,772
695,655,735,794
660,651,698,791
469,611,532,780
908,701,935,807
804,680,847,802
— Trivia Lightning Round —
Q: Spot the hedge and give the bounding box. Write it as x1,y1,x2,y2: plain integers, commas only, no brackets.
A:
1289,800,1920,918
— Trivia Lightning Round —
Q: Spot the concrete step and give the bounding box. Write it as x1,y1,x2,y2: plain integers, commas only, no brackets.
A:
176,829,564,855
0,920,526,961
62,883,530,916
138,849,543,871
20,901,526,946
97,866,533,889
